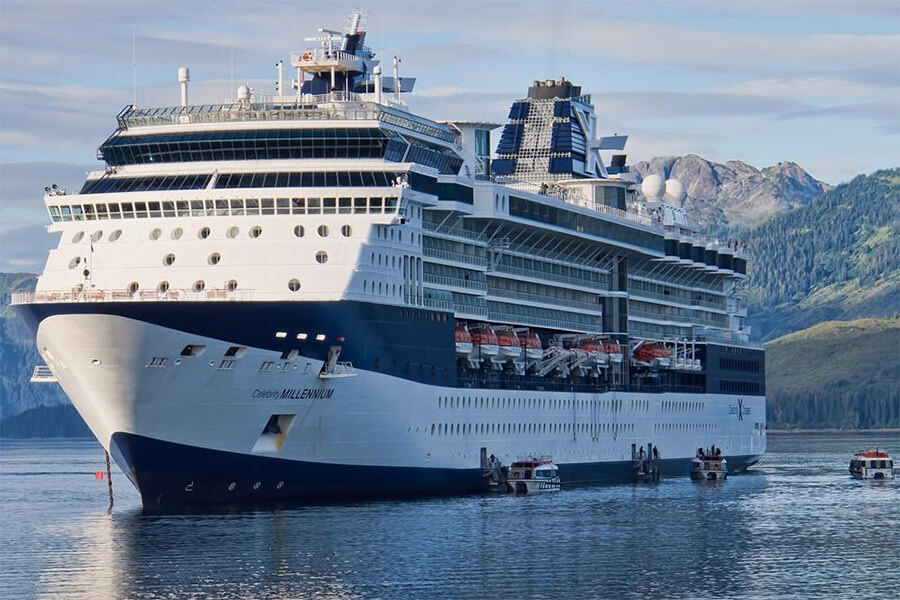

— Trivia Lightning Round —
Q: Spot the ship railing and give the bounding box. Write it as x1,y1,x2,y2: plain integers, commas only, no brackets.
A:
422,220,486,242
490,263,605,290
486,289,603,313
30,365,58,383
291,49,363,66
422,273,488,292
11,289,257,305
422,247,489,268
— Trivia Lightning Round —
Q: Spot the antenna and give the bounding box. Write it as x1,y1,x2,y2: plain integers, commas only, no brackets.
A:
131,27,137,106
230,47,234,101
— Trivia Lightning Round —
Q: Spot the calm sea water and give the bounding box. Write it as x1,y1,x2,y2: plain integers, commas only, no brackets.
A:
1,432,898,599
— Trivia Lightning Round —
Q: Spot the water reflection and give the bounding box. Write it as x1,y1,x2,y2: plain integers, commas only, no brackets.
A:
2,433,898,599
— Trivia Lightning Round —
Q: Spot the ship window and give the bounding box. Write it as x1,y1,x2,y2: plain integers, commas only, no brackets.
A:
109,229,122,242
316,251,328,264
163,253,176,266
294,225,305,238
315,334,326,341
227,226,239,239
72,231,84,243
296,333,308,340
193,280,206,292
225,279,238,291
208,252,221,265
171,227,183,240
288,278,301,292
225,346,246,358
199,226,211,239
158,281,169,292
149,228,162,240
181,345,206,357
317,225,329,238
341,225,352,237
91,230,103,242
275,331,287,339
249,225,262,238
68,256,81,269
339,197,352,214
127,281,139,293
280,349,298,360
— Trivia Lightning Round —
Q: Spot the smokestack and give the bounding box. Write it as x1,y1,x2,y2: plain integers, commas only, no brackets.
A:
178,67,190,107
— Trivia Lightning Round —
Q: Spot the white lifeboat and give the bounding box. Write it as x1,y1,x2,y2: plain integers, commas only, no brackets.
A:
496,327,521,359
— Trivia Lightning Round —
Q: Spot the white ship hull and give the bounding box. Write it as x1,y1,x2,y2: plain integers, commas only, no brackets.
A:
30,310,766,510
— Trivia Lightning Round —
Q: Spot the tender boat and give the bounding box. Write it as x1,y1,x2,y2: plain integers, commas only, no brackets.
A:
470,325,500,359
604,340,624,363
496,327,521,360
691,448,727,481
849,449,894,480
506,458,561,494
633,342,672,368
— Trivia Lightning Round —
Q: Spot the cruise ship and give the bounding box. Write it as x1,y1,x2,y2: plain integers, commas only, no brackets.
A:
14,11,765,510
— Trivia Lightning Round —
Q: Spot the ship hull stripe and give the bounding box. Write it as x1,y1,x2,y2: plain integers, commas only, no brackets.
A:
111,431,762,512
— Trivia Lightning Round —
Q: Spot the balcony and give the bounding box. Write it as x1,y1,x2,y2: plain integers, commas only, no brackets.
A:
491,263,605,290
487,289,603,313
423,273,487,293
422,221,486,242
422,247,488,268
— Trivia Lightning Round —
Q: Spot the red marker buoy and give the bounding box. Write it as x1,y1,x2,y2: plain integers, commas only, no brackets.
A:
94,471,105,480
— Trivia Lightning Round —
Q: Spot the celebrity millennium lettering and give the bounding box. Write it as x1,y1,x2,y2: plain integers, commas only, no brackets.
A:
12,9,766,510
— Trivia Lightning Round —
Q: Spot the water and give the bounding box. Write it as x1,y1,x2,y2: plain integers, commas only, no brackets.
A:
1,433,898,599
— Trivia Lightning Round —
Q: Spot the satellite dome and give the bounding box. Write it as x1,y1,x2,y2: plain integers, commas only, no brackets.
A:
641,174,665,199
664,178,687,205
237,85,251,102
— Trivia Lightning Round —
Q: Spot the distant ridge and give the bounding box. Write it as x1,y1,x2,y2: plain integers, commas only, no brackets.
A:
633,154,829,235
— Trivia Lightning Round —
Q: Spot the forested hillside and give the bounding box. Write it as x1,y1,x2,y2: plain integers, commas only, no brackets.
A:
0,273,69,418
745,169,900,341
766,318,899,429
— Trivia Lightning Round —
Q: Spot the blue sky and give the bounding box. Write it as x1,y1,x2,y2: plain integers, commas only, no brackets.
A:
1,0,898,270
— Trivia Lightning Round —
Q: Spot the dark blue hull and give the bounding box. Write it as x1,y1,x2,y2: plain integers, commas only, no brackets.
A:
110,432,762,512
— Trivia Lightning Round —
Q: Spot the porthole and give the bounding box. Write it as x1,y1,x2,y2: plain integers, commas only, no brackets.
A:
208,252,221,265
73,283,84,295
72,231,84,243
109,230,122,242
225,279,238,292
193,280,206,292
149,228,162,240
198,226,211,239
249,225,262,238
341,225,352,237
68,256,81,269
315,251,328,264
127,281,140,294
226,226,239,239
288,278,301,292
317,225,329,238
163,253,176,266
158,281,170,292
90,230,103,242
293,225,305,238
171,227,183,240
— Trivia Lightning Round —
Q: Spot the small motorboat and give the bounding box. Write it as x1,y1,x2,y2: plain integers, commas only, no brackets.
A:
849,449,894,480
691,447,727,481
506,457,561,494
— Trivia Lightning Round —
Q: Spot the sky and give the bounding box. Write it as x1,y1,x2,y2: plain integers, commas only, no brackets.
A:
1,0,898,271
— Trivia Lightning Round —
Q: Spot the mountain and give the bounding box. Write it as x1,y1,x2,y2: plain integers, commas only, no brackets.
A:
633,154,829,235
0,404,91,438
766,318,900,429
0,273,69,418
744,169,900,341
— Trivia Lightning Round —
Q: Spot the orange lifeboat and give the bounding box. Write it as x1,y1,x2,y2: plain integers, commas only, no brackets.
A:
454,324,473,357
633,342,672,367
520,332,543,360
470,325,499,358
577,336,609,366
604,340,624,363
496,327,521,359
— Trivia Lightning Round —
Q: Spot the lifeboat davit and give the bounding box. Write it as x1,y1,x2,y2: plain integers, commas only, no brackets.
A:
470,325,499,358
604,340,624,363
454,324,473,357
633,342,672,368
520,332,543,360
496,327,521,359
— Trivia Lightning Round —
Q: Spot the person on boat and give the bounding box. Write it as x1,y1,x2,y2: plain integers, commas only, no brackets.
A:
639,446,645,460
715,447,721,457
653,447,659,460
697,447,703,459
